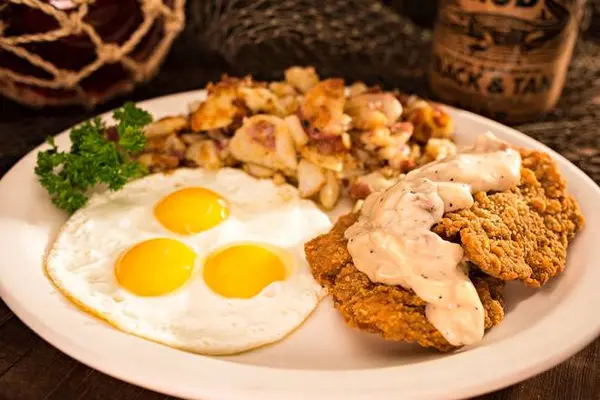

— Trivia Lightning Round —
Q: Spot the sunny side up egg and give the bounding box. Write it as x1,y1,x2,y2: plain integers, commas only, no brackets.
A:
45,168,331,355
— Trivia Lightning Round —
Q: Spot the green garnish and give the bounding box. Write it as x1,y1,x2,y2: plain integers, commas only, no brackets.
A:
35,102,153,213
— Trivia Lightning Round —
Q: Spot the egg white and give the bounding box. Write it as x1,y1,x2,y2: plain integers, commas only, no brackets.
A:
46,168,331,355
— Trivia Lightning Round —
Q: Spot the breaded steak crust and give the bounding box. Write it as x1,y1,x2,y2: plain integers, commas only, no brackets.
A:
305,213,505,351
433,150,584,287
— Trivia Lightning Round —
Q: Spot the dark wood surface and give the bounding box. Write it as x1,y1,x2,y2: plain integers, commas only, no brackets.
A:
1,29,599,400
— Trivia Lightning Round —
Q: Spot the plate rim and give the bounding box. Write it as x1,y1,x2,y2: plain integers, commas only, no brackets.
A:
0,89,599,400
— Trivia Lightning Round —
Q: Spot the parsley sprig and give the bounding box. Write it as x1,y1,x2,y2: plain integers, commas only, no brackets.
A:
35,102,153,213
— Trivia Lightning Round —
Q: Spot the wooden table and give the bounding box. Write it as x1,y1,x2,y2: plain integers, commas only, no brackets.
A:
0,295,597,399
0,47,599,400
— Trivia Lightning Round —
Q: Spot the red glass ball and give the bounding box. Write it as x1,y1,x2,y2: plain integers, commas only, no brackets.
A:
0,0,182,107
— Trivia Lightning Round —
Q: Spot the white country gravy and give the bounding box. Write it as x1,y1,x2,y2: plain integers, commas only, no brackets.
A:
344,133,521,346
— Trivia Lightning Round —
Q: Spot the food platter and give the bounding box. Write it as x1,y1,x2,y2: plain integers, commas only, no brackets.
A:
0,89,598,400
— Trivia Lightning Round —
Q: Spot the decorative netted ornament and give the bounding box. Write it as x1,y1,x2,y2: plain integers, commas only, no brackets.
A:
0,0,185,107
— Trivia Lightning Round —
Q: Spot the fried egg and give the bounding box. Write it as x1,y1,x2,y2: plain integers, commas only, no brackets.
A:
46,168,331,354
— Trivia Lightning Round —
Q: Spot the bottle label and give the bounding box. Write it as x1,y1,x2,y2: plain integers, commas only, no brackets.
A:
430,0,583,122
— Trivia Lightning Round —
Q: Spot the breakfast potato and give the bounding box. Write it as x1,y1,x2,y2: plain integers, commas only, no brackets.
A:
230,115,297,172
144,116,189,138
345,93,402,130
297,159,326,198
185,140,221,170
300,79,347,136
284,66,319,93
319,170,341,210
140,67,458,209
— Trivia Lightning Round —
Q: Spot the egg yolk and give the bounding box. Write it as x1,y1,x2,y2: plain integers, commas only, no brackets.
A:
154,187,229,235
203,244,287,299
115,238,195,296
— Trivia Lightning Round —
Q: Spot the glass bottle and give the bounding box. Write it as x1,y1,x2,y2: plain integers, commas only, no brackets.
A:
429,0,586,123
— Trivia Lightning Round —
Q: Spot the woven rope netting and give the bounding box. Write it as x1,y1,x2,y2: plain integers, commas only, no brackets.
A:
0,0,185,107
190,0,432,93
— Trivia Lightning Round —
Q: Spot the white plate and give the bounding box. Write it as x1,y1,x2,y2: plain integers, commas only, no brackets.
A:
0,90,598,400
